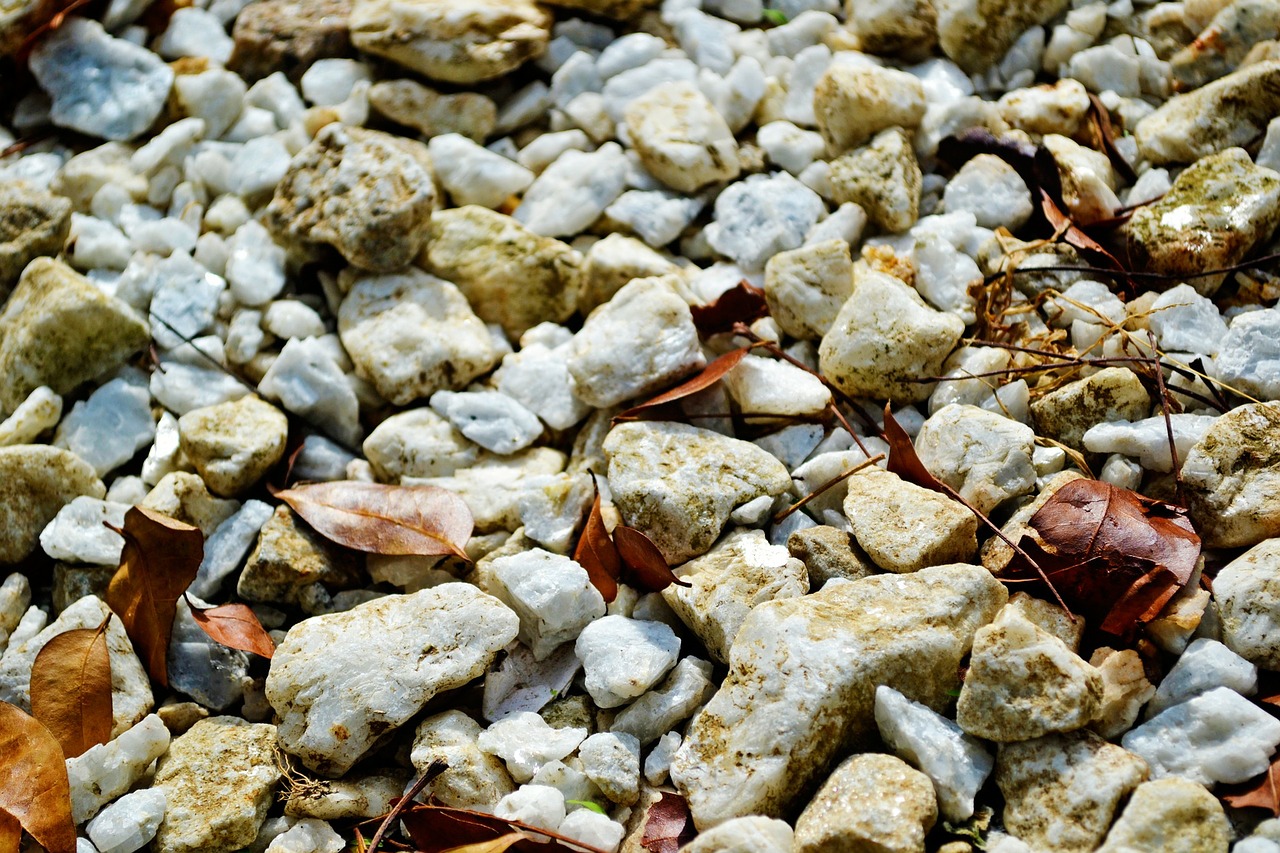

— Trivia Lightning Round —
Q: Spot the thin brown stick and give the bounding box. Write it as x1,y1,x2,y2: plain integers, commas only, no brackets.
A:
367,760,448,852
1147,329,1185,505
773,453,886,524
990,251,1280,283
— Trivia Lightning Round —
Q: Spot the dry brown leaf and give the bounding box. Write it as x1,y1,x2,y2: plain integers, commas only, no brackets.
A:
640,793,696,853
0,809,20,853
690,280,769,337
276,482,473,560
186,600,275,659
0,702,77,853
29,619,113,759
440,833,527,853
882,404,946,493
614,346,753,422
614,526,690,594
1224,757,1280,815
107,507,204,686
400,803,609,853
573,490,621,604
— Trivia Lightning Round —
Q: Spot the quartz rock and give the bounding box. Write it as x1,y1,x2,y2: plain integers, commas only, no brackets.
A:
1126,148,1280,296
152,717,280,853
0,573,30,651
575,616,679,709
427,134,533,209
875,685,993,822
482,642,579,723
793,754,937,853
936,0,1069,72
29,18,173,141
477,710,587,783
238,505,364,607
604,422,791,564
39,497,128,565
813,64,926,153
412,710,516,809
0,181,70,293
514,143,628,239
1044,134,1120,224
86,788,166,853
844,468,977,573
494,785,565,834
225,221,286,308
421,206,581,338
1122,686,1280,786
267,585,518,773
558,810,624,853
604,189,703,248
1182,402,1280,548
957,605,1103,742
429,390,543,456
681,816,793,853
228,0,352,83
944,154,1034,230
258,337,362,449
140,472,239,537
178,397,287,498
363,408,478,481
578,732,640,805
610,656,716,745
830,127,922,233
53,374,155,479
0,257,148,416
1088,647,1156,740
1096,778,1231,853
1082,415,1217,474
410,447,566,534
67,714,171,824
916,404,1036,515
664,529,808,664
705,172,826,272
625,82,740,193
168,595,250,712
1030,368,1151,451
1215,538,1280,668
818,268,964,404
996,731,1148,853
672,564,1005,828
349,0,550,84
488,548,606,660
1148,638,1256,717
266,125,435,272
723,354,831,417
763,239,852,340
567,277,704,409
579,234,678,315
1216,307,1280,401
339,269,500,406
0,386,61,447
264,819,344,853
495,335,591,431
1148,284,1228,355
644,732,681,786
367,78,495,141
0,444,104,565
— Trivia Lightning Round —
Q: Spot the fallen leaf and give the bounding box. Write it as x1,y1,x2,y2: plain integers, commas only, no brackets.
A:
882,404,945,493
0,702,77,853
641,793,696,853
573,490,621,603
1040,191,1132,293
186,600,275,659
107,507,204,686
0,809,19,853
1086,94,1138,184
614,526,690,594
276,482,473,560
439,834,527,853
614,346,753,422
401,803,609,853
1224,756,1280,815
691,281,769,337
29,619,113,759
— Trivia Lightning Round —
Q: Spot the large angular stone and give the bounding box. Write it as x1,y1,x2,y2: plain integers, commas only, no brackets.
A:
1215,538,1280,669
0,444,103,564
1030,367,1151,452
793,753,937,853
1182,402,1280,548
915,404,1036,515
1096,778,1231,853
670,564,1007,828
178,396,288,497
0,181,71,293
844,468,978,573
936,0,1070,73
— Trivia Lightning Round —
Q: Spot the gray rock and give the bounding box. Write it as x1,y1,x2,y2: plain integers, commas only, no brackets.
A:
706,172,826,272
1148,637,1257,717
793,754,937,853
168,595,250,712
0,444,104,564
54,374,156,478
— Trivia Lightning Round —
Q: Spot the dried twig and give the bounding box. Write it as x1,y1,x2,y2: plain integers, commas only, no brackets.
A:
1147,329,1185,504
773,453,886,524
366,760,449,852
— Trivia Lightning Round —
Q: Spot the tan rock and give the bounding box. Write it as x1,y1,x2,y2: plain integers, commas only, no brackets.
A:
625,82,740,193
844,468,978,573
237,505,365,607
1029,367,1151,451
1135,60,1280,164
1088,647,1156,740
0,445,103,564
140,472,239,536
1097,778,1231,853
1182,402,1280,548
786,525,876,588
763,239,853,341
813,64,926,154
829,127,922,234
0,181,71,293
793,754,937,853
936,0,1071,73
368,79,496,141
228,0,351,82
178,396,288,497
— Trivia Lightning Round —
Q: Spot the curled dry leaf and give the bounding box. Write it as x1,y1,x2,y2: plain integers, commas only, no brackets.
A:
614,346,754,422
276,482,473,560
440,833,526,853
573,489,621,604
0,809,18,853
0,702,77,853
185,599,275,659
882,404,945,493
107,506,204,687
690,280,770,337
29,619,113,759
1223,755,1280,816
641,792,697,853
400,803,610,853
614,526,691,594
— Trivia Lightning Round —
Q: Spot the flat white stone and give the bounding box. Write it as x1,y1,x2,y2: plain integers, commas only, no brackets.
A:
575,616,680,709
578,732,640,805
1147,637,1257,717
477,711,588,783
428,134,535,209
489,549,606,660
482,642,580,723
611,656,716,745
67,714,171,824
494,785,566,834
86,788,166,853
258,337,362,449
723,354,831,417
39,497,129,565
1082,415,1218,473
514,143,628,238
55,374,156,478
1149,284,1229,355
147,251,226,349
429,390,543,456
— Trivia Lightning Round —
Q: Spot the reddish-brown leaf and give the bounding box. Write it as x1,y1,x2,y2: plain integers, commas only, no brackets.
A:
276,482,473,560
1086,94,1138,184
1224,757,1280,815
29,620,113,759
614,347,753,422
186,600,275,659
573,490,621,603
641,793,697,853
691,281,770,337
400,803,610,853
440,834,526,853
0,702,77,853
1040,191,1132,295
107,507,204,687
882,404,946,493
614,526,690,594
0,809,19,853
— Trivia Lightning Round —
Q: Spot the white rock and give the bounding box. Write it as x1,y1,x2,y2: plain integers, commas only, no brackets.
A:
604,189,703,248
68,214,132,270
530,759,600,812
263,820,344,853
644,732,682,785
55,375,156,478
611,657,716,745
722,355,831,417
683,816,793,853
806,202,867,246
172,69,244,138
601,57,700,123
915,404,1036,515
1082,415,1218,473
517,472,596,553
477,711,588,783
363,408,477,481
489,549,606,660
494,785,566,834
706,172,826,271
1214,538,1280,668
290,436,355,483
575,616,680,709
558,809,625,853
429,390,543,456
189,499,274,600
757,121,826,176
514,143,628,238
482,642,579,723
0,573,31,653
516,129,592,173
1045,279,1126,329
263,301,325,341
1182,403,1280,548
0,386,62,447
39,497,129,565
29,18,173,141
67,714,171,824
1067,44,1141,97
494,338,591,431
86,788,166,853
155,7,233,63
147,252,226,349
412,710,516,809
1147,638,1257,717
258,337,362,449
1122,686,1280,786
578,732,640,805
874,685,993,822
625,82,740,193
1149,283,1228,355
225,220,286,308
1215,308,1280,401
428,134,535,210
944,154,1033,230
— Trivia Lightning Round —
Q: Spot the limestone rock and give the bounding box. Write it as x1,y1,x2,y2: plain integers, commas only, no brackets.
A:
813,64,926,154
488,548,606,660
67,714,171,824
844,468,978,573
1030,367,1151,451
1088,648,1156,740
705,172,826,272
575,615,680,709
681,816,793,853
1216,307,1280,401
786,525,876,588
411,710,517,810
375,85,498,143
266,585,518,773
625,82,740,193
0,181,71,293
229,0,351,82
140,472,238,537
178,397,288,497
152,717,281,853
610,656,717,746
671,564,1006,828
936,0,1071,73
604,422,792,564
916,404,1036,515
793,754,937,853
362,408,477,481
1096,778,1231,853
763,239,853,341
1215,538,1280,668
1182,402,1280,548
829,127,922,233
0,445,104,564
238,506,365,607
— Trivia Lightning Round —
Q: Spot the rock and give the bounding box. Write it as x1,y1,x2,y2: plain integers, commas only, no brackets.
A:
1082,415,1217,474
605,189,704,249
411,447,566,533
477,710,587,783
916,404,1036,515
363,409,477,481
514,143,628,238
996,731,1148,853
559,809,624,852
818,267,965,404
1127,148,1280,296
1088,647,1157,740
579,234,679,315
0,445,104,564
845,0,936,59
1135,60,1280,165
349,0,550,84
625,82,740,193
488,548,606,660
495,331,591,432
681,816,794,853
494,784,565,833
813,64,926,154
29,18,173,141
267,585,518,773
664,529,808,664
793,754,937,853
152,717,280,853
944,155,1034,230
610,656,717,745
567,277,704,409
763,239,853,341
575,615,680,708
338,268,500,405
786,525,876,588
265,819,345,853
411,710,517,809
86,788,166,853
229,0,351,83
1096,778,1231,853
1121,686,1280,786
0,385,61,447
140,472,239,537
936,0,1070,73
844,469,978,573
1215,538,1280,668
421,206,580,338
376,86,498,143
957,605,1103,742
671,564,1006,828
875,686,993,823
1030,367,1151,451
178,397,288,497
1148,283,1228,355
238,505,365,607
430,390,543,456
1182,402,1280,548
578,732,640,805
603,422,792,563
39,497,128,565
67,714,171,824
1148,637,1256,717
1044,134,1121,224
168,594,250,713
1216,307,1280,400
829,127,922,233
705,172,826,272
54,373,155,478
266,125,435,272
284,771,407,820
0,181,70,293
258,337,362,449
0,257,149,416
758,120,827,176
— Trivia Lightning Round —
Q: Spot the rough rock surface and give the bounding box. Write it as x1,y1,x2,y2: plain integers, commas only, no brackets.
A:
936,0,1071,72
625,82,740,193
1096,778,1232,853
0,183,71,293
844,468,978,573
793,753,937,853
1215,538,1280,669
178,396,288,497
916,403,1037,515
1030,368,1151,451
0,444,104,564
229,0,351,82
1182,402,1280,548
